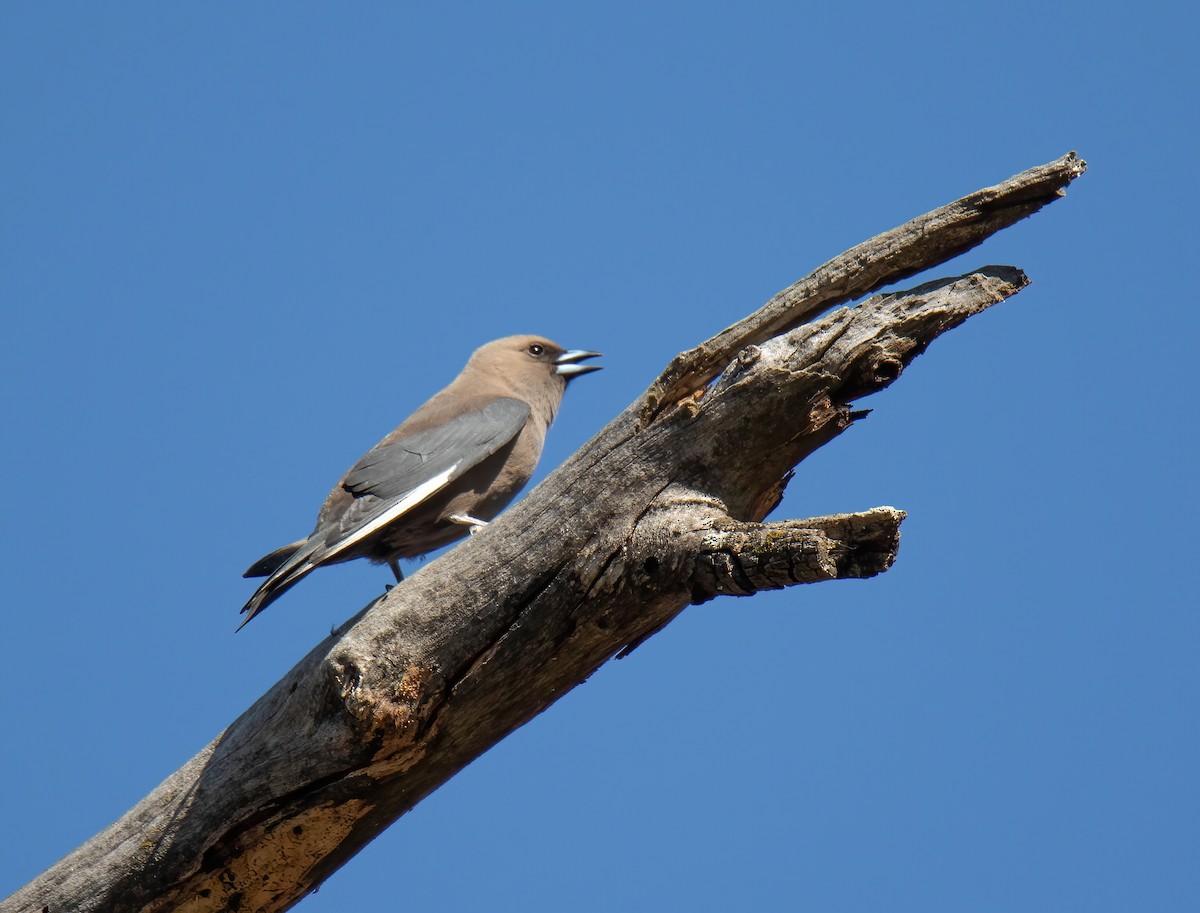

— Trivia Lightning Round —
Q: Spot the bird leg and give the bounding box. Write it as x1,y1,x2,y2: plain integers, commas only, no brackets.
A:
449,514,489,535
387,559,404,583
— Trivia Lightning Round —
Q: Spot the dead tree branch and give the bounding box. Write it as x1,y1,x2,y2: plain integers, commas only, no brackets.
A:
2,153,1085,913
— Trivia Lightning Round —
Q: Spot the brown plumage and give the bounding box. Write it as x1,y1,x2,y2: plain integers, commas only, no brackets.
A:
239,334,600,628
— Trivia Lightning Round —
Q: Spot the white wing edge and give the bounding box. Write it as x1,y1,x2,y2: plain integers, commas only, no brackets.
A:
296,463,459,571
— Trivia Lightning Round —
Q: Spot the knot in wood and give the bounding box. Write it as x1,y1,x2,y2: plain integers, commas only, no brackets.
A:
736,344,761,368
871,355,903,384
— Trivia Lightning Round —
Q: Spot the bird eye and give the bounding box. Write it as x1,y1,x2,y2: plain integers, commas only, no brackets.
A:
527,343,545,356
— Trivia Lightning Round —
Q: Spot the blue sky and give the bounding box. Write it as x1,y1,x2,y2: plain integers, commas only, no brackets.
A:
2,3,1196,911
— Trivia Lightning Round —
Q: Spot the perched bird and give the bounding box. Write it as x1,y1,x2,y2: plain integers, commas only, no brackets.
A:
239,335,601,628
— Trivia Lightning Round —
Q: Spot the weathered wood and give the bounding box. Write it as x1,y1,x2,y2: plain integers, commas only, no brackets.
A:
643,151,1085,419
2,156,1084,913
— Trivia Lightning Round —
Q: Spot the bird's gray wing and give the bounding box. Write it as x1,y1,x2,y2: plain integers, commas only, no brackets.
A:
309,396,531,558
341,396,531,501
239,397,531,626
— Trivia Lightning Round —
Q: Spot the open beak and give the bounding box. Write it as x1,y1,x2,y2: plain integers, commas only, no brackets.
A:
554,349,603,377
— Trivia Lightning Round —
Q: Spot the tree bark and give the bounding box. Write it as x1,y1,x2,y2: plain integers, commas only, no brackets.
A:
3,152,1086,913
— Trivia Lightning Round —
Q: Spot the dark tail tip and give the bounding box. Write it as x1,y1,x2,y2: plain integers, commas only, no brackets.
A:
243,539,307,578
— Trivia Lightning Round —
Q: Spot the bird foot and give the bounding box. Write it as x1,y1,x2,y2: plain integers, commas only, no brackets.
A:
450,514,489,534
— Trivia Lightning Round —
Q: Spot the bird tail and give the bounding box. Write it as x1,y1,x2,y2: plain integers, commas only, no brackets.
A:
238,538,324,630
243,539,308,578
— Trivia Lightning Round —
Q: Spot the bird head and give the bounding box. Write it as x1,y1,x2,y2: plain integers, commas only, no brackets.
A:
463,335,601,421
471,334,600,386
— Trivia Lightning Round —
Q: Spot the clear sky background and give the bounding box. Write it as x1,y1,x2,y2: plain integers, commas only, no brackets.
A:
2,3,1196,911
